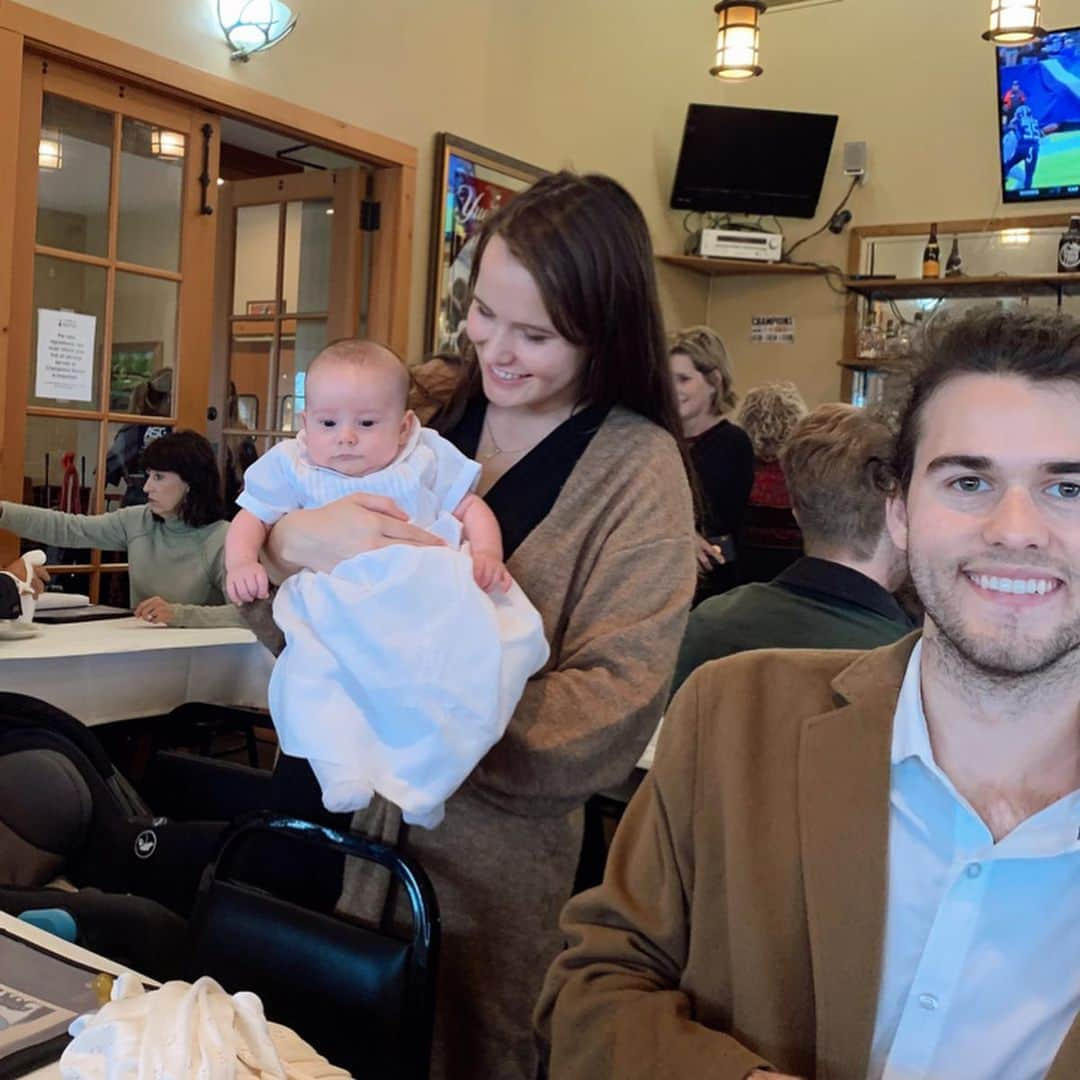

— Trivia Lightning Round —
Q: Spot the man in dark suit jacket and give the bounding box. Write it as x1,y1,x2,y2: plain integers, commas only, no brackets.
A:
672,403,912,694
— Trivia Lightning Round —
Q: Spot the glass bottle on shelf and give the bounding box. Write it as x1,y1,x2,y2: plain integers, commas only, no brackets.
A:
893,320,912,360
945,237,963,277
1057,216,1080,273
856,308,883,360
910,310,926,352
883,319,899,359
922,223,941,279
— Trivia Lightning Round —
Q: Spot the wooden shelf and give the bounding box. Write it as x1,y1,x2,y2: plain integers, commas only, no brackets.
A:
658,254,826,278
838,358,909,371
842,273,1080,300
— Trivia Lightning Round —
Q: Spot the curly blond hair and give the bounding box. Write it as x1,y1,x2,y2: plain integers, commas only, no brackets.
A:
669,325,737,415
737,381,808,461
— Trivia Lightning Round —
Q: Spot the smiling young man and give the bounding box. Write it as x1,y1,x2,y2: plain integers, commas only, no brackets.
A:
536,307,1080,1080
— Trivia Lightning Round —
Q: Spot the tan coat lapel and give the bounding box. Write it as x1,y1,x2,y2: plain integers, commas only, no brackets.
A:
1047,1006,1080,1076
798,634,919,1080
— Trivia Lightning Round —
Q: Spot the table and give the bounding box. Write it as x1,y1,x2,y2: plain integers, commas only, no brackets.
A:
1,910,153,1080
0,618,274,726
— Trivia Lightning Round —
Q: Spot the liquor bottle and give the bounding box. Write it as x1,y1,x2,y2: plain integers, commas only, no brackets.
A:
922,224,941,278
1058,216,1080,273
945,236,963,277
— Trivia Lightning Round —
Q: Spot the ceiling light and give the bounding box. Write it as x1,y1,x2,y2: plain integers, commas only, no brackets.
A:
150,129,186,159
218,0,298,62
711,1,766,80
38,128,62,170
983,0,1045,44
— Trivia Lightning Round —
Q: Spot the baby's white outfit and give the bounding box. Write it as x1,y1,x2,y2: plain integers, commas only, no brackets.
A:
237,419,549,828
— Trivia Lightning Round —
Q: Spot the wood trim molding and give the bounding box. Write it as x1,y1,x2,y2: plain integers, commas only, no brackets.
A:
368,163,415,357
0,0,417,169
0,26,24,464
850,210,1078,242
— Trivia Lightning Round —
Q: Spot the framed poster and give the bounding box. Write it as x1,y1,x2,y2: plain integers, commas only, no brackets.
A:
110,341,164,412
425,134,546,354
245,300,281,316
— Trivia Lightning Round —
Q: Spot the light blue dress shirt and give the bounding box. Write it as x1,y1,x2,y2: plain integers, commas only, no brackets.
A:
869,640,1080,1080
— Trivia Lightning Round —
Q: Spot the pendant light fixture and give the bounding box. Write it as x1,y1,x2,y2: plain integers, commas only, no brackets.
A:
983,0,1046,44
150,128,186,160
218,0,298,62
38,128,62,170
710,1,766,81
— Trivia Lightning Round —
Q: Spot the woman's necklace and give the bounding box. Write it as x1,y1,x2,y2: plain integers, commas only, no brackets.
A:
478,407,574,463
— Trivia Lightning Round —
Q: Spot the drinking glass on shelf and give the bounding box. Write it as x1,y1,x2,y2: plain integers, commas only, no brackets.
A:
857,317,884,360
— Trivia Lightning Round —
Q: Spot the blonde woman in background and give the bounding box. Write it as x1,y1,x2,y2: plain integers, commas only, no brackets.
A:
737,381,808,583
669,326,754,603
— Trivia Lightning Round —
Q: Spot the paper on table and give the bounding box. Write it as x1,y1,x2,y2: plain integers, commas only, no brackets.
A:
34,593,90,611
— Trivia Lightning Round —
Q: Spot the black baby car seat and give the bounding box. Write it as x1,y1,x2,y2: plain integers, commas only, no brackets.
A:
0,692,221,978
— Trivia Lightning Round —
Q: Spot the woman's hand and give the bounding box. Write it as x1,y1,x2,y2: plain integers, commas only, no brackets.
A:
134,596,176,625
264,493,446,581
695,533,724,572
4,559,49,597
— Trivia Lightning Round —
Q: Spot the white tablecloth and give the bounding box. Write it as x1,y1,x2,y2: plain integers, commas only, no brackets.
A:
1,909,154,1080
0,618,274,726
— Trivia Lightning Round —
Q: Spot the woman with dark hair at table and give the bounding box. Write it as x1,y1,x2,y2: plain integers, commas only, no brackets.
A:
0,430,242,628
247,171,697,1079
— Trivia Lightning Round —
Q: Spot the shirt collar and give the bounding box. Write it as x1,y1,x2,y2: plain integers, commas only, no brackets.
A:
775,556,913,627
891,638,1080,852
891,637,932,767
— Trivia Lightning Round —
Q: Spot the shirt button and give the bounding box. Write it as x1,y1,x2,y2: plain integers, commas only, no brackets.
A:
966,862,983,878
918,993,939,1011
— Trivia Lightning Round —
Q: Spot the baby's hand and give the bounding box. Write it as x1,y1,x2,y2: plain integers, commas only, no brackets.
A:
471,551,512,594
227,561,270,604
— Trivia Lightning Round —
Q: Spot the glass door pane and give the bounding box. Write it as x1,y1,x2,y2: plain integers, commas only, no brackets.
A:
29,255,107,411
283,198,332,313
111,271,179,417
117,118,185,272
35,94,112,257
233,204,280,316
277,317,327,429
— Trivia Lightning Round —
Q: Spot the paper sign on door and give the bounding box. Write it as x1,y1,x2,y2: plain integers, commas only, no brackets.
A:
36,309,95,403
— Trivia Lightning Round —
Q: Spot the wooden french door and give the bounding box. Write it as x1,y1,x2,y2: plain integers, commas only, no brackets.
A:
216,168,367,470
1,56,218,600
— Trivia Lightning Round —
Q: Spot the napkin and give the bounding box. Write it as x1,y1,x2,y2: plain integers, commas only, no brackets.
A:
59,973,351,1080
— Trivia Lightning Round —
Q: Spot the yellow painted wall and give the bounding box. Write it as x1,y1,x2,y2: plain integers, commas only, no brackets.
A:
16,0,1080,405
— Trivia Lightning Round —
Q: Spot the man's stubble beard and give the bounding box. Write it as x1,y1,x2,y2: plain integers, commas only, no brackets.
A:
909,550,1080,683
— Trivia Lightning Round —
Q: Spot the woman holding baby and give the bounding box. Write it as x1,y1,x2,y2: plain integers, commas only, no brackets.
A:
260,172,696,1079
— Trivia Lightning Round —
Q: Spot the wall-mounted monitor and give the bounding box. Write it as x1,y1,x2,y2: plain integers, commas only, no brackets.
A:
670,103,838,219
997,27,1080,203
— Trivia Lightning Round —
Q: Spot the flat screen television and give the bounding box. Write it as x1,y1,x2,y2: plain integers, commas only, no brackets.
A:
997,26,1080,202
670,104,838,219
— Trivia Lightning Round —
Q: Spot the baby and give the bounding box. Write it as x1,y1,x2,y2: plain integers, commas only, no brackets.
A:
225,340,547,828
226,341,510,602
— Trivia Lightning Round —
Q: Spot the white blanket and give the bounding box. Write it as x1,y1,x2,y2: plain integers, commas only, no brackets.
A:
269,542,549,827
60,973,350,1080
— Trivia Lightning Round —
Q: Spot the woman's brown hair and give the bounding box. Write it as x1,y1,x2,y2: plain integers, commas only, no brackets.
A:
434,171,684,447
